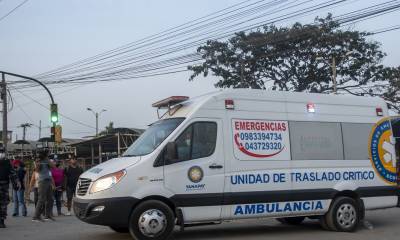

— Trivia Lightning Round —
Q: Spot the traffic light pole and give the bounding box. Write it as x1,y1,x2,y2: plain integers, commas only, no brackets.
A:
0,71,57,151
0,71,55,104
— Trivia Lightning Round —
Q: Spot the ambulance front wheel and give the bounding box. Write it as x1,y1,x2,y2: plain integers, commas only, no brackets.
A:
128,200,175,240
323,197,360,232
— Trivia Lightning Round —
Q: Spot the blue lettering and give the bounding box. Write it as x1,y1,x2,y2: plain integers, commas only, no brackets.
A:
293,202,302,211
303,201,310,211
257,204,264,214
234,206,243,215
255,174,262,184
263,174,270,183
266,203,275,213
245,205,256,215
276,203,283,212
283,203,292,212
315,201,323,210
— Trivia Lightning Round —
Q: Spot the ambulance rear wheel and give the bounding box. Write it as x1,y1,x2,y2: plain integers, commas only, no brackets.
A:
324,197,360,232
129,200,175,240
276,216,305,225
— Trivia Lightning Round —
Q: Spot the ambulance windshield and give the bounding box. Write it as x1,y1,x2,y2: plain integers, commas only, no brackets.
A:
123,118,185,157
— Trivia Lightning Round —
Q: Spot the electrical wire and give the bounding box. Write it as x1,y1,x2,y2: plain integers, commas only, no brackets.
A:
0,0,29,23
12,87,96,129
9,0,400,90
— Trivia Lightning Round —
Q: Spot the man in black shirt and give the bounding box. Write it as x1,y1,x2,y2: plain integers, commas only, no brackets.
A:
0,146,18,228
64,155,83,216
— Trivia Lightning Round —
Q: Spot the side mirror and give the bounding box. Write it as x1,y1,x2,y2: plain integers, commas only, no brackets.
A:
165,142,178,162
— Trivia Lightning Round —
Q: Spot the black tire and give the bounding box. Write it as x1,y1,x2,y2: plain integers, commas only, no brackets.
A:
276,216,305,225
319,216,331,231
110,226,129,233
128,200,175,240
324,197,360,232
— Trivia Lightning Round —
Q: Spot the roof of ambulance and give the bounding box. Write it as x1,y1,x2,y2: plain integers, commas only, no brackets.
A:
161,89,386,119
185,89,385,107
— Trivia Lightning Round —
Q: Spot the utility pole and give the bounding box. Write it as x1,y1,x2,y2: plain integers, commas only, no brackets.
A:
331,56,337,94
39,120,42,139
19,123,32,141
95,112,98,137
1,73,7,153
87,108,106,137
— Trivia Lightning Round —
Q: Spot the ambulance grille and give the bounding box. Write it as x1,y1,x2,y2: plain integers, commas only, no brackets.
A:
77,178,91,196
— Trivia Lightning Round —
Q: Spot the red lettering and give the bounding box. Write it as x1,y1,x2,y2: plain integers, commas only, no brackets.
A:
234,120,287,131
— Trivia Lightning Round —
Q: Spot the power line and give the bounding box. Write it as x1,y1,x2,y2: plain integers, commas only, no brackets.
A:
33,0,326,79
369,25,400,35
10,0,400,90
42,2,400,85
0,0,29,23
34,0,348,82
11,87,96,130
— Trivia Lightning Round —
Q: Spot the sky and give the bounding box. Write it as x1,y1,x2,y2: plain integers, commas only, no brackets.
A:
0,0,399,141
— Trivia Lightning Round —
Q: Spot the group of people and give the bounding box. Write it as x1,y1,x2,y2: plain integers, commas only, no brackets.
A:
0,147,83,228
31,150,83,221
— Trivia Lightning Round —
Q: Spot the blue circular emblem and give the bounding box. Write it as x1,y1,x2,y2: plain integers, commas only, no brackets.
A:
369,117,397,184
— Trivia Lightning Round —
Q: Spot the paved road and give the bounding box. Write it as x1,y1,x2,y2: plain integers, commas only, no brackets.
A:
2,205,400,240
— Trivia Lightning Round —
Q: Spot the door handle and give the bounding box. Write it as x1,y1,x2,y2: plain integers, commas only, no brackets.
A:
209,164,223,169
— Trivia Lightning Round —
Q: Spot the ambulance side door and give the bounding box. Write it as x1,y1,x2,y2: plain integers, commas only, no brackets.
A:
163,118,225,222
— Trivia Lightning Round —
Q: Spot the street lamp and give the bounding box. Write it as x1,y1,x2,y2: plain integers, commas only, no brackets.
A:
316,51,353,94
86,108,107,137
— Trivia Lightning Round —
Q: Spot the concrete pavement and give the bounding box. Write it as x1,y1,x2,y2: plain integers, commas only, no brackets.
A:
1,204,400,240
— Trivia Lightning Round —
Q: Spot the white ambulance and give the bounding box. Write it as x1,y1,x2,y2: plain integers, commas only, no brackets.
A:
73,89,399,240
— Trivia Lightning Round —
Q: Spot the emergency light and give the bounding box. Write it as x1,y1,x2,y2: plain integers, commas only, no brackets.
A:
225,99,235,110
307,103,315,113
376,107,383,116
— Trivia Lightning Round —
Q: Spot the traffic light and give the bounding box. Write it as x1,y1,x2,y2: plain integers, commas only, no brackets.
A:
54,125,62,144
50,103,58,123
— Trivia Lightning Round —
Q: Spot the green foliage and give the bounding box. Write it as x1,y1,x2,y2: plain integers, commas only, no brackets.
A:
188,14,400,110
99,121,114,136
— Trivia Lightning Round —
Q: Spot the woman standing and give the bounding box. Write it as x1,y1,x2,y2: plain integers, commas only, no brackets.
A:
29,165,40,207
50,160,64,216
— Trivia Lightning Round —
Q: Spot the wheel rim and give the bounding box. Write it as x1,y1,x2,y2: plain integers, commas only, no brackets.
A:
336,203,357,229
138,209,167,237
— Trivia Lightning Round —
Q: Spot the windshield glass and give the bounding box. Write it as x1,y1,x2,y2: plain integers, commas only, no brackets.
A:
123,118,184,157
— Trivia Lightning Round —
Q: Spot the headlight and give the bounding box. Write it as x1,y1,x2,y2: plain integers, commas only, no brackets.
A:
90,170,126,194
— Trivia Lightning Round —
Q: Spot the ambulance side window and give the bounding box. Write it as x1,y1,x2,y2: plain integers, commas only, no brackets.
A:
174,122,217,163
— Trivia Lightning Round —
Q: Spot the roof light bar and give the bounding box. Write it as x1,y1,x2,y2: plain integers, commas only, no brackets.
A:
152,96,189,108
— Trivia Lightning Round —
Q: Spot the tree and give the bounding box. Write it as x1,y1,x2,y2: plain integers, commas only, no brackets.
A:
99,122,114,135
188,14,399,109
360,67,400,111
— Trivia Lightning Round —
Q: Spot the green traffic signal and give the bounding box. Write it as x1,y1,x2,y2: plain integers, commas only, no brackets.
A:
50,103,59,123
51,115,58,123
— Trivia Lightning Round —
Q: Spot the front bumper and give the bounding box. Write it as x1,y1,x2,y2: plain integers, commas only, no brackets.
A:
73,197,139,227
